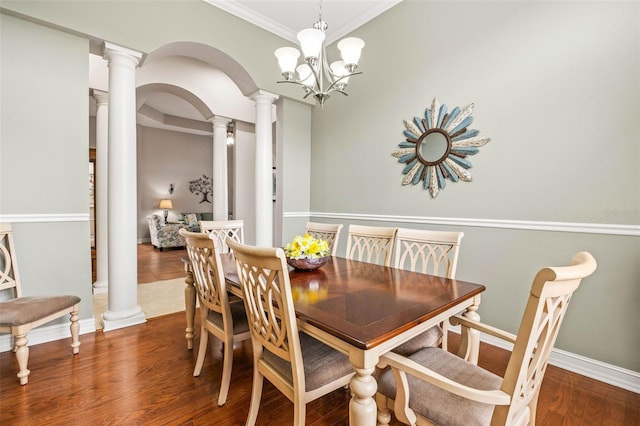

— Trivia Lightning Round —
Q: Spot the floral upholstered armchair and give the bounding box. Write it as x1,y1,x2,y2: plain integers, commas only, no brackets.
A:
148,214,188,251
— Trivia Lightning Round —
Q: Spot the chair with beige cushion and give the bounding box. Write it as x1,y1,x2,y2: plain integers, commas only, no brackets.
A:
375,252,597,426
179,228,251,406
0,223,81,385
227,238,354,426
345,224,397,266
199,219,244,253
391,228,464,356
305,222,343,256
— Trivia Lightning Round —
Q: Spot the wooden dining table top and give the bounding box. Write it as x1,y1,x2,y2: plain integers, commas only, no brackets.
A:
220,254,485,351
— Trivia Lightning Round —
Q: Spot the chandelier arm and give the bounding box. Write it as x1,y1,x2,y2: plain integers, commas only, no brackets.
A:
324,71,363,94
276,79,322,98
305,62,324,94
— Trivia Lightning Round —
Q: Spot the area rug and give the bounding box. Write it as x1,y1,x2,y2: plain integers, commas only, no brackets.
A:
93,278,188,330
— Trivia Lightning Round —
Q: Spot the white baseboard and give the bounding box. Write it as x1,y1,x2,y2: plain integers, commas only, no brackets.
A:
449,326,640,394
0,318,96,352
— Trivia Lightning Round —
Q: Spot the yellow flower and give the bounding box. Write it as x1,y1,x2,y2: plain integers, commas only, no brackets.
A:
284,234,330,259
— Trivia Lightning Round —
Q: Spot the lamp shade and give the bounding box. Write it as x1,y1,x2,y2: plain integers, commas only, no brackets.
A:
330,61,350,84
274,47,300,74
296,64,315,87
337,37,365,68
158,199,173,209
297,28,325,60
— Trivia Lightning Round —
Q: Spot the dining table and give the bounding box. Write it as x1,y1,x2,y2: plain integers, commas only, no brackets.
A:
182,254,485,426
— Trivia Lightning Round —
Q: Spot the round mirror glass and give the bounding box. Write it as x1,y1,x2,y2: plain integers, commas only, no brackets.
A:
417,130,450,165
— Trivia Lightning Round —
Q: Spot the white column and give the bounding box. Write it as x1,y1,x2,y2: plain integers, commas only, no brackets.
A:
101,42,146,332
251,90,278,247
211,116,229,221
92,89,109,294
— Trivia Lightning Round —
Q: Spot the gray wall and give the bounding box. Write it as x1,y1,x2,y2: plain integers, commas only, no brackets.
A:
0,14,94,322
306,1,639,371
136,125,213,241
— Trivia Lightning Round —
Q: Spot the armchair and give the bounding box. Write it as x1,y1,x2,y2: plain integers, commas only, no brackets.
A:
147,214,188,251
375,252,597,426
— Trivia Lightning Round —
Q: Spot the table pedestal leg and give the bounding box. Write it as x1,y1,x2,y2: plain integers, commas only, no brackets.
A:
349,366,377,426
183,260,196,350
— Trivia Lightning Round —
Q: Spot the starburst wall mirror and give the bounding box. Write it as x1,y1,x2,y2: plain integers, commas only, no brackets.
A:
392,97,490,198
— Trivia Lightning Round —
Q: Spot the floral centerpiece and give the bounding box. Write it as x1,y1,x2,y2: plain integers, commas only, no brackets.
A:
284,233,330,271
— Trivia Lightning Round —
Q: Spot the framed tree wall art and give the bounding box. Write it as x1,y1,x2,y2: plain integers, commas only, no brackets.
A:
392,97,490,198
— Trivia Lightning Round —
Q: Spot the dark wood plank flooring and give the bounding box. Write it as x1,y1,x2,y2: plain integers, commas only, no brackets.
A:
2,244,638,425
137,242,187,284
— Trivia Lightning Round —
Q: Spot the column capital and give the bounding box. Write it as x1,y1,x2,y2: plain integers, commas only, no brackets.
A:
210,116,230,128
250,89,279,103
103,42,142,67
91,89,109,106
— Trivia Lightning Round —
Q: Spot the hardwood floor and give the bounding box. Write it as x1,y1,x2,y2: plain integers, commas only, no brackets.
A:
2,246,638,425
137,242,187,284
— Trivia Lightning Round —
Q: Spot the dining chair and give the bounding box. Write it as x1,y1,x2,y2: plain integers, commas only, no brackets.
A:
375,251,597,426
345,224,397,266
199,219,244,253
179,229,251,406
304,221,343,256
0,223,81,385
226,238,355,426
392,228,464,355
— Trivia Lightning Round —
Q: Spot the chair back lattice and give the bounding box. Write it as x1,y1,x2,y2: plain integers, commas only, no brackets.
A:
305,222,343,256
226,238,304,386
180,229,230,316
394,228,464,279
200,220,244,253
496,252,597,425
0,223,21,296
346,225,397,267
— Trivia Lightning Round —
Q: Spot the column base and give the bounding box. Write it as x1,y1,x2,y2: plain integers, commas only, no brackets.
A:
102,306,146,332
93,280,108,294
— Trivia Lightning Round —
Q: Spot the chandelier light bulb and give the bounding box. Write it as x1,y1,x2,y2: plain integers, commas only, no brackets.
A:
337,37,365,71
330,61,350,88
296,64,316,88
274,47,300,79
297,28,325,64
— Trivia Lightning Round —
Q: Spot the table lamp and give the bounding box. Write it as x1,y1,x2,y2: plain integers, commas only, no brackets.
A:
158,199,173,224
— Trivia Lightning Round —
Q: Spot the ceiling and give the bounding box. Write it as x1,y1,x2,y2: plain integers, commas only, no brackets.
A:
94,0,400,136
205,0,400,44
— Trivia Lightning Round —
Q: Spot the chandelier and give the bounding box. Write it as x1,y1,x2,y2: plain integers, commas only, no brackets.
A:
274,2,365,108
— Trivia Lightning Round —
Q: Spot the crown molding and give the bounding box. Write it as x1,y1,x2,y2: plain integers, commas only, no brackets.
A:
204,0,298,43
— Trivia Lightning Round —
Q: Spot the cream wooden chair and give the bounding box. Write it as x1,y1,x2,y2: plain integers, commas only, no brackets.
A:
392,228,464,356
199,219,244,253
226,238,354,426
0,223,81,385
179,229,251,406
305,221,343,256
375,251,597,426
345,224,397,266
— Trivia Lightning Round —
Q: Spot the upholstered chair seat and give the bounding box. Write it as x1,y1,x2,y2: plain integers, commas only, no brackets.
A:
0,296,81,326
378,347,503,425
263,332,355,392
